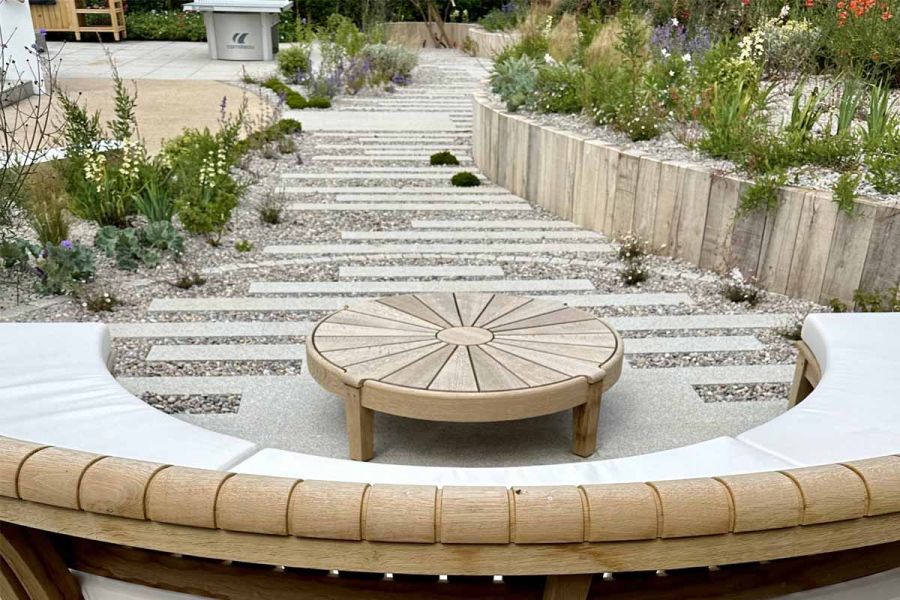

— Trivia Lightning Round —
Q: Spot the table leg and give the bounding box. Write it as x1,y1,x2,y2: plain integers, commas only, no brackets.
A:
572,385,602,457
345,392,374,461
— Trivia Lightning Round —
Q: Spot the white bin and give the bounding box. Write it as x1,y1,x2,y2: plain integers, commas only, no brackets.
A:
183,0,290,61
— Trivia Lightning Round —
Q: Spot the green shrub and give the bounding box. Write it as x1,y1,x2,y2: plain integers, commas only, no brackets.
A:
306,96,332,109
262,77,308,109
853,287,900,312
697,70,774,161
535,63,584,114
361,43,418,84
480,7,522,32
126,11,205,42
234,239,254,252
277,45,311,82
491,55,538,112
430,151,460,166
451,171,482,187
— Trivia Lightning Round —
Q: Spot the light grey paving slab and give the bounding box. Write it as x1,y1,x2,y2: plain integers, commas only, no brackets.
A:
149,293,688,313
287,203,530,212
146,344,305,362
283,186,504,195
631,364,795,384
331,166,477,173
341,230,601,241
333,194,522,203
311,155,473,162
551,293,693,307
607,313,796,331
412,220,578,229
340,266,505,278
108,321,314,338
248,278,596,294
263,242,611,255
118,375,303,395
282,173,482,181
624,336,764,354
287,111,456,131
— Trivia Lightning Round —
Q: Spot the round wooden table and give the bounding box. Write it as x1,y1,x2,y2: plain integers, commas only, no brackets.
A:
306,293,624,461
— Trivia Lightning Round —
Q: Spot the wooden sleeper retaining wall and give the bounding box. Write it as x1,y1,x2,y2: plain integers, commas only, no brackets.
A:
386,22,518,59
473,93,900,305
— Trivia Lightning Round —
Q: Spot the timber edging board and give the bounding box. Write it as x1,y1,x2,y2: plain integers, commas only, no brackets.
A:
470,95,900,305
386,22,518,59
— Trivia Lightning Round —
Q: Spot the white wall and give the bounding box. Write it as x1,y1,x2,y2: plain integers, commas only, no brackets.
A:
0,0,42,89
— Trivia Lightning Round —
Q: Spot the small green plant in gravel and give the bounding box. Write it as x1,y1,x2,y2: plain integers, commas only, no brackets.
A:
866,153,900,194
94,222,183,271
80,289,122,313
616,232,649,261
777,317,804,341
174,272,207,290
740,171,787,215
35,241,96,295
451,172,481,187
235,239,254,252
430,151,460,166
722,268,761,306
258,192,284,225
620,260,649,286
831,171,861,215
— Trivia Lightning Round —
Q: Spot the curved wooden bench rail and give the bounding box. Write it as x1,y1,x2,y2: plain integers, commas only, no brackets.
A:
3,435,900,577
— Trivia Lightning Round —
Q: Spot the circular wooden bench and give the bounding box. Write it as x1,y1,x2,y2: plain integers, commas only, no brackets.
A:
1,313,899,599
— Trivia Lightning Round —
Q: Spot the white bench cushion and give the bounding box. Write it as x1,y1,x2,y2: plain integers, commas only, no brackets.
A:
76,572,203,600
232,436,793,486
738,313,900,466
0,323,256,470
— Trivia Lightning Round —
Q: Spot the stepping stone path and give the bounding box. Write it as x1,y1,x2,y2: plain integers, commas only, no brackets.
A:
9,50,811,467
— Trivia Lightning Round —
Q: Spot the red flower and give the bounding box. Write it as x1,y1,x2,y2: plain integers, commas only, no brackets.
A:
741,0,750,6
805,0,814,6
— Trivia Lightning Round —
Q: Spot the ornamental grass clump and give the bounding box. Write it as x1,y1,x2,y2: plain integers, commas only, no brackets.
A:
451,171,481,187
430,151,460,166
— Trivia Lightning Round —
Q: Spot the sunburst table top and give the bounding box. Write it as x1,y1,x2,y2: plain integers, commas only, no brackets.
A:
307,293,622,394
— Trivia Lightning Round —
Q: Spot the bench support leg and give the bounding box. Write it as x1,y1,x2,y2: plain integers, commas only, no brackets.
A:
0,523,81,600
543,574,592,600
345,391,374,461
788,352,814,408
572,384,603,457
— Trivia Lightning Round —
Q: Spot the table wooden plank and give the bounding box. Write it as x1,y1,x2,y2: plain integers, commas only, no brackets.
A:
344,342,447,381
468,346,528,392
429,347,478,391
416,293,463,327
314,335,437,352
478,345,570,387
329,311,437,333
472,296,532,328
455,293,494,327
480,300,568,330
348,302,443,331
487,342,603,377
377,295,454,328
323,339,444,367
489,320,613,336
493,338,616,362
490,307,595,333
493,332,617,346
382,344,456,388
315,323,439,337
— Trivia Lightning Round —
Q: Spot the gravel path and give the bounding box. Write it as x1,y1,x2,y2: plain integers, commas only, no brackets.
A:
0,49,826,467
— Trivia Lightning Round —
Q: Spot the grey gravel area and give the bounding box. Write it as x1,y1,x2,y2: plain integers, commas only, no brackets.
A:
142,392,242,414
694,383,790,404
0,49,833,465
